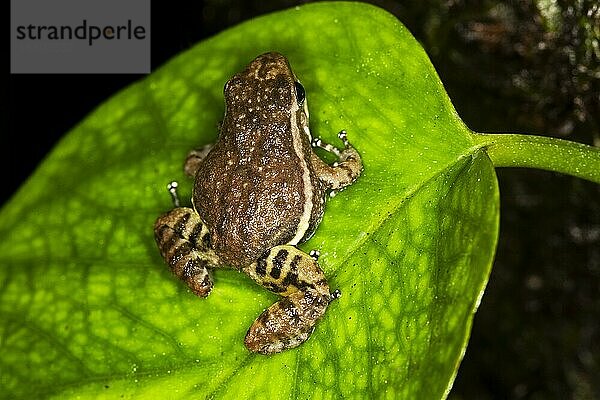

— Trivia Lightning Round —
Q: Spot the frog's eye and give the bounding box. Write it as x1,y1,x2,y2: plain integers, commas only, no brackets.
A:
294,81,306,105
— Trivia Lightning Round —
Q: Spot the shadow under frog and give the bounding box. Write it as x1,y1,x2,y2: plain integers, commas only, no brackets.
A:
154,52,362,355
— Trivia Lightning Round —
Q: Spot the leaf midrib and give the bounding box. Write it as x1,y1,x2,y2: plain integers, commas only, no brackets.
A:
331,142,482,274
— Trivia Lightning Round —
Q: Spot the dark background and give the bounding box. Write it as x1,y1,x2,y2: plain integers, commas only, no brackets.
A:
7,1,600,398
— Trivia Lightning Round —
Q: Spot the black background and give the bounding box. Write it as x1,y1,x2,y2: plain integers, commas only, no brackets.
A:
7,2,213,205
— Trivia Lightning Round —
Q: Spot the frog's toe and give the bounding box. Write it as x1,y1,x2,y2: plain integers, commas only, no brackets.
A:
244,289,329,355
185,266,213,298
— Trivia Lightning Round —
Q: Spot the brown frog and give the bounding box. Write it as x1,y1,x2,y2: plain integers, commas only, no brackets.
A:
154,52,362,355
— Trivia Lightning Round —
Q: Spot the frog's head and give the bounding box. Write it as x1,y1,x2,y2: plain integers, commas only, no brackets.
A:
222,52,310,141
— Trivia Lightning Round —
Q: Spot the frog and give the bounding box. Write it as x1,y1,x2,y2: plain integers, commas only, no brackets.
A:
154,52,363,355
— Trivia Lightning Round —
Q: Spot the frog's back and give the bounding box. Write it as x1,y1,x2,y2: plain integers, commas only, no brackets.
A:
193,131,324,268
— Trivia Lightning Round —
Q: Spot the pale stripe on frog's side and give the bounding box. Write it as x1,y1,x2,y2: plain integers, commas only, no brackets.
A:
286,94,314,246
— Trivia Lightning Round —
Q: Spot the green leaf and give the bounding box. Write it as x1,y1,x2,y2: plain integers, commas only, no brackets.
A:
1,3,500,399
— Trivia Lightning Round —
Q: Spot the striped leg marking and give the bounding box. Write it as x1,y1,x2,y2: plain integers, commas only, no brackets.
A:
154,207,221,297
243,245,332,355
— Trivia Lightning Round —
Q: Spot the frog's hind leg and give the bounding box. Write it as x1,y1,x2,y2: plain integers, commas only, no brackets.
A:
242,245,334,355
154,207,221,297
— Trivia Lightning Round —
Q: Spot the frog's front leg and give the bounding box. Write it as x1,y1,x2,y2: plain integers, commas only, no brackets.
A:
154,207,222,297
242,245,333,355
184,144,213,178
311,130,363,191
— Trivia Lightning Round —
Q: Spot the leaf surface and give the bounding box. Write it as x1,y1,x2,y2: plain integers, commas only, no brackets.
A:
0,3,499,399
